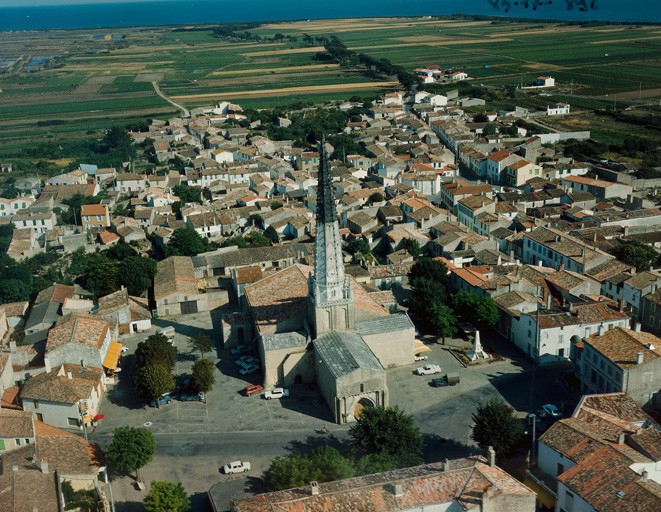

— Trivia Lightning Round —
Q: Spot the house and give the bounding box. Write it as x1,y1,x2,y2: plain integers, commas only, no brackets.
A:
0,195,35,217
547,102,570,115
574,327,661,410
80,203,110,235
114,173,147,194
24,284,75,338
11,210,57,234
154,256,209,317
535,76,555,87
20,363,106,430
561,176,633,200
97,288,152,334
536,392,661,512
449,71,468,80
223,455,535,512
641,288,661,333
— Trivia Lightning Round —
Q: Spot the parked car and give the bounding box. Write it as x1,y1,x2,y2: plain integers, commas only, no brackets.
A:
242,384,264,397
221,461,251,474
156,326,176,340
430,372,460,387
121,345,129,353
527,413,549,434
177,375,192,394
231,345,251,356
239,364,260,376
235,355,258,367
177,391,206,402
263,387,289,400
414,354,428,361
540,403,562,420
416,364,442,376
149,395,172,407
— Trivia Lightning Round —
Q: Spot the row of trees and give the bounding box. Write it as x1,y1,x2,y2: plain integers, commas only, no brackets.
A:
407,258,498,339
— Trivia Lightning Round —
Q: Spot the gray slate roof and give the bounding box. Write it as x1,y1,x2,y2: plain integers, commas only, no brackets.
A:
314,331,383,379
355,314,414,337
262,331,308,351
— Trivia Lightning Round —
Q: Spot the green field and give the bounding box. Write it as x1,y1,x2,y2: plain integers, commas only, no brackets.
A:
0,17,659,156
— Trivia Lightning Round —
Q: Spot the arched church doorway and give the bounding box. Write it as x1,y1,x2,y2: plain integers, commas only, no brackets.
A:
354,397,375,420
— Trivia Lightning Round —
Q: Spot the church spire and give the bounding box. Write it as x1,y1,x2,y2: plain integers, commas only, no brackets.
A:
309,139,354,336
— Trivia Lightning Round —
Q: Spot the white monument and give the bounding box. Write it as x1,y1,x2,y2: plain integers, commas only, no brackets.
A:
466,330,491,361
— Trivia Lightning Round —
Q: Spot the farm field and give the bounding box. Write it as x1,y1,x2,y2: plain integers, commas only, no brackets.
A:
0,17,659,155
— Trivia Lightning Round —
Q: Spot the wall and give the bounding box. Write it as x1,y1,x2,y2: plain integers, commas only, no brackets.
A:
22,398,81,430
555,481,595,512
538,441,575,480
361,327,415,368
537,131,591,144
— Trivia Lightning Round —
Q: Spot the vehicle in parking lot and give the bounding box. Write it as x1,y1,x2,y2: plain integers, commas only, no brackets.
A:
527,413,549,434
540,404,562,420
149,394,172,407
239,364,260,376
263,387,289,400
242,384,264,397
177,391,206,402
221,461,251,474
121,345,129,353
430,372,460,387
231,345,251,356
235,355,258,367
156,326,176,340
416,364,442,375
414,354,428,361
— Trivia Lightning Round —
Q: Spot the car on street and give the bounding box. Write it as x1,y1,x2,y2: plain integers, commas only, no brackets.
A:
239,364,260,376
221,461,251,474
177,391,206,402
242,384,264,397
415,364,442,375
263,387,290,400
540,403,562,420
414,354,428,361
231,345,251,356
149,395,172,407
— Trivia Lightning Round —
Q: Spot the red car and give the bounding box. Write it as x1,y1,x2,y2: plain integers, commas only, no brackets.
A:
243,384,264,397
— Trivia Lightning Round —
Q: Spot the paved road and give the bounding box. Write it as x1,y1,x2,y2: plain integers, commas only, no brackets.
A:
93,316,576,512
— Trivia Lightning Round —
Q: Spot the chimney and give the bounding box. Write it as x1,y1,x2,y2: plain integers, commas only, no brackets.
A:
392,483,404,497
310,481,319,496
12,465,18,472
559,263,564,271
631,267,636,275
546,294,552,310
598,324,605,336
443,458,450,472
66,371,73,380
488,446,496,467
618,433,625,445
619,298,625,312
636,352,644,365
9,341,16,353
538,260,543,267
44,354,51,374
40,461,49,475
635,322,642,332
642,469,649,481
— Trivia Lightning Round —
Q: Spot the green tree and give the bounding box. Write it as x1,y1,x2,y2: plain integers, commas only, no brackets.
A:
172,184,202,205
119,256,157,296
144,481,190,512
368,192,384,203
354,452,399,476
271,200,283,210
135,334,177,370
188,333,214,359
106,427,156,481
222,236,249,249
0,223,14,253
264,225,280,244
615,240,659,271
430,303,457,341
343,234,371,255
191,358,216,393
402,238,422,259
473,112,488,123
349,406,423,468
246,232,271,248
471,397,523,457
167,227,209,256
453,291,498,328
134,363,174,403
265,446,354,491
482,124,498,136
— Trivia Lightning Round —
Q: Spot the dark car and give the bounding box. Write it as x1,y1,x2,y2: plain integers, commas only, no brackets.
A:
177,391,206,402
149,394,172,407
527,413,549,434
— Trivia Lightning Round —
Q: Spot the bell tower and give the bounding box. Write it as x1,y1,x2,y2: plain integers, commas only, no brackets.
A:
308,140,354,337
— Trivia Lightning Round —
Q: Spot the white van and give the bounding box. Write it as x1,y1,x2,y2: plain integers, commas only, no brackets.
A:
156,326,176,340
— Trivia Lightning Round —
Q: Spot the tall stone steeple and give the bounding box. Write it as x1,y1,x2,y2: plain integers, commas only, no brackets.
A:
309,139,354,337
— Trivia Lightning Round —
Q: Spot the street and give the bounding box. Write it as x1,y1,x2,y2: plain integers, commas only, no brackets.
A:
91,313,576,511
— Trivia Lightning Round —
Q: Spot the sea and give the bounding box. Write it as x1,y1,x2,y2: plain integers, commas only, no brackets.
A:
0,0,659,32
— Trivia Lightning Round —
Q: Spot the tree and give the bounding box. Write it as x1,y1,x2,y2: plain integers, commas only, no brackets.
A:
135,334,177,370
473,112,488,123
222,235,249,249
453,291,498,328
172,184,202,205
615,240,659,271
349,406,423,468
471,397,523,457
144,481,190,512
264,225,279,244
188,333,214,359
482,124,498,136
271,200,283,210
368,192,384,203
354,452,399,476
430,303,457,341
106,427,156,481
134,363,175,402
191,358,216,393
343,234,371,256
119,256,157,296
265,446,354,491
402,238,422,259
167,227,209,256
408,257,448,289
245,232,271,248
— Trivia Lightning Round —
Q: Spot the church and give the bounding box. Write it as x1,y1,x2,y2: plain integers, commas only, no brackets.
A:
242,142,417,423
